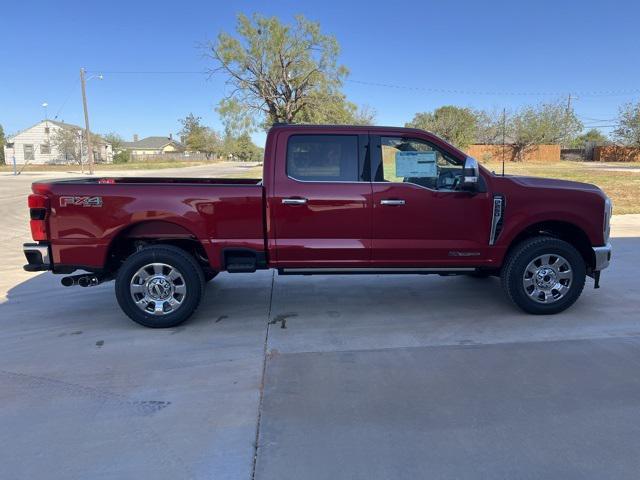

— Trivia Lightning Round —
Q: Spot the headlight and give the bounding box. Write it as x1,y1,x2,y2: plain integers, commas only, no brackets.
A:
604,197,612,242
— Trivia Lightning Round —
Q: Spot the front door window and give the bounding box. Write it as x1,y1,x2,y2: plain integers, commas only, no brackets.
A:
378,137,463,190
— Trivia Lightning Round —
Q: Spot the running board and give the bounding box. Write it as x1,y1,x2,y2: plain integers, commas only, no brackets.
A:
278,267,475,276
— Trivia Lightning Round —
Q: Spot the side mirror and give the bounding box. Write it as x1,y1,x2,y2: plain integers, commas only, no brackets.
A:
461,156,479,191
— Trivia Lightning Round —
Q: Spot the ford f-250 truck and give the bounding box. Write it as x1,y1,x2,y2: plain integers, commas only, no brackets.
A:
23,124,612,327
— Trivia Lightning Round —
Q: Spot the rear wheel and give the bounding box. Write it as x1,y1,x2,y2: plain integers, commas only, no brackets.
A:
115,245,205,328
501,236,586,315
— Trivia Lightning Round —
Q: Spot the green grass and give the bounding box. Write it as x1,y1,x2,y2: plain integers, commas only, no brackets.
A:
481,160,640,215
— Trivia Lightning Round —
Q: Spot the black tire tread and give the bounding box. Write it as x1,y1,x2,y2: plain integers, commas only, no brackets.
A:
501,236,586,314
115,245,205,328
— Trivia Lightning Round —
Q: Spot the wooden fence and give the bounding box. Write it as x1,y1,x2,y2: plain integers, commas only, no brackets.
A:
593,146,640,162
467,144,561,162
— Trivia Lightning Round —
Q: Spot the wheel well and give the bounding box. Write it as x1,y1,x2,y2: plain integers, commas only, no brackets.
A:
507,221,595,269
105,221,211,274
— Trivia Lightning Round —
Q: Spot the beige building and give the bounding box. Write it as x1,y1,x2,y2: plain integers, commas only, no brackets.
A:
122,136,184,156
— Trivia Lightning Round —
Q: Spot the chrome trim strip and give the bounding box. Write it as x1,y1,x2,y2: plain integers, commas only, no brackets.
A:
282,198,308,205
281,267,475,274
489,195,504,246
380,199,406,206
592,243,612,271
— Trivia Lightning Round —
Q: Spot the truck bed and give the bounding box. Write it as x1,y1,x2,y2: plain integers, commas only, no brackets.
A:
47,176,262,185
32,177,266,271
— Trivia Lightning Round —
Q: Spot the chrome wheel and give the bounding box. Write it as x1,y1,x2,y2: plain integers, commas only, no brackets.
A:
130,263,187,315
522,254,573,304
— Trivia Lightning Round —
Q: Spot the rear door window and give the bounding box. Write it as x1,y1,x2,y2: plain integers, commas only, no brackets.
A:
287,135,360,182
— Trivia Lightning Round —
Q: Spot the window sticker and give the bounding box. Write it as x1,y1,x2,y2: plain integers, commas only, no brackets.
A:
395,151,437,178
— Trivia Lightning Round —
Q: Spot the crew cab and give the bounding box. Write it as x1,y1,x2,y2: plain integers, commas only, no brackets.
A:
23,124,613,327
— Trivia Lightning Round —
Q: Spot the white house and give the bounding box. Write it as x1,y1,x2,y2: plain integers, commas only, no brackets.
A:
3,120,113,165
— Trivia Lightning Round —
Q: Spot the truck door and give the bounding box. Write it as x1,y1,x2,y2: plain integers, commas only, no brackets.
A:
271,131,372,266
370,134,493,267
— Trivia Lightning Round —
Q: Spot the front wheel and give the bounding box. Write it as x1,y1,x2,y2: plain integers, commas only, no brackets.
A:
115,245,205,328
501,236,586,315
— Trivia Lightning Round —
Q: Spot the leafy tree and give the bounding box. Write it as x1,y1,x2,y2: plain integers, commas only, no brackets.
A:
509,101,582,161
102,132,130,163
571,128,609,148
221,132,263,161
51,127,82,163
0,124,5,165
103,132,125,151
234,133,263,161
406,106,479,150
208,14,372,130
178,114,221,158
475,109,508,145
613,102,640,147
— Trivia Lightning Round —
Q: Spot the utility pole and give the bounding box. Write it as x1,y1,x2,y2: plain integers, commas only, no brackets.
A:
80,68,94,174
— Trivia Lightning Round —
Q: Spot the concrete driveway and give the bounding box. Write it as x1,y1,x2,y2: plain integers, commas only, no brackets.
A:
1,168,639,479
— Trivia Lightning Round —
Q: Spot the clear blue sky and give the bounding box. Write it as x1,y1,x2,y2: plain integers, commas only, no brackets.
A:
1,0,639,144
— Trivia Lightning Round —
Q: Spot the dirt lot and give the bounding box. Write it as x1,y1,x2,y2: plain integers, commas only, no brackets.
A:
1,165,640,479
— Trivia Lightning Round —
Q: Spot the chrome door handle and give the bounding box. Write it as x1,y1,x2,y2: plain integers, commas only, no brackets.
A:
380,199,405,206
282,198,308,205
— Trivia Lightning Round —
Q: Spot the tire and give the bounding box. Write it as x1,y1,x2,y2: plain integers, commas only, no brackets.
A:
203,270,219,282
501,236,586,315
115,245,205,328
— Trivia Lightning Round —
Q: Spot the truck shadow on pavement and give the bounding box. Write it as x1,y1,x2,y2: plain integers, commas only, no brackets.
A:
1,237,637,339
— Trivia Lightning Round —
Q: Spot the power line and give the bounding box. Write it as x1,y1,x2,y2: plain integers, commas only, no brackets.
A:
52,78,81,120
87,69,640,98
579,117,617,122
88,70,206,75
345,79,640,98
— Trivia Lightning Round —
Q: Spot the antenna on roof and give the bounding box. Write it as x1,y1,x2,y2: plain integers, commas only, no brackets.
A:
501,108,506,176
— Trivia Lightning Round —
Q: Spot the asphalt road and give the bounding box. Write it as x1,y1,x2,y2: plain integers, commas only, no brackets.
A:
1,166,639,479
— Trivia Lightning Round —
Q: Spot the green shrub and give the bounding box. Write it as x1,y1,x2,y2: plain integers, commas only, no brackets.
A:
113,150,130,164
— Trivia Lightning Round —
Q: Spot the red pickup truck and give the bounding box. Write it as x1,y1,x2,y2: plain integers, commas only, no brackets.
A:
23,124,612,327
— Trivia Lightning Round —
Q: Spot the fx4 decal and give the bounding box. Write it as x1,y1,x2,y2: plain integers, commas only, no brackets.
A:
59,196,103,207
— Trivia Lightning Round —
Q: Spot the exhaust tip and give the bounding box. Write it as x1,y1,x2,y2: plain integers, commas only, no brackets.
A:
61,276,75,287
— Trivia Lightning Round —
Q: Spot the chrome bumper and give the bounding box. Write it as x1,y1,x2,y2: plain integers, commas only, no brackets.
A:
23,243,51,272
592,243,612,271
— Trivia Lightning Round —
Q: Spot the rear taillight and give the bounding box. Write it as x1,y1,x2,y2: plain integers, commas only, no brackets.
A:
28,193,50,241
